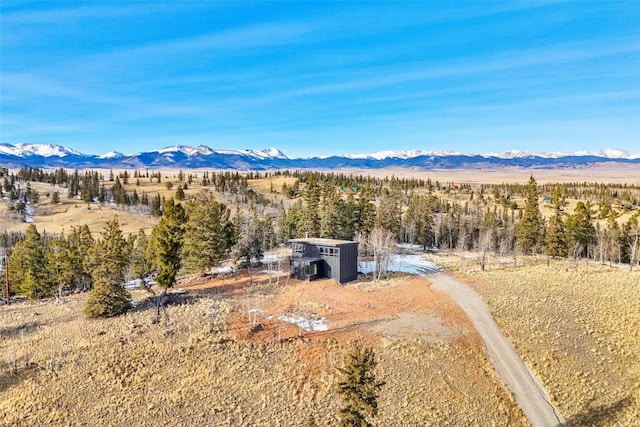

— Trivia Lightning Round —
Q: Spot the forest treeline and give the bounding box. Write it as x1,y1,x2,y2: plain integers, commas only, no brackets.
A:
1,168,639,315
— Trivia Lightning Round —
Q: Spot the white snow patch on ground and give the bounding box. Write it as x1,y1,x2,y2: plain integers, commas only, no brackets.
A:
24,205,34,215
359,253,443,276
212,266,235,274
396,243,423,251
278,314,328,331
261,269,284,274
124,278,156,290
24,217,34,223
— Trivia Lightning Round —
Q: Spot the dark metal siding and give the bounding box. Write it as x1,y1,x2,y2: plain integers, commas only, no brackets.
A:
289,240,358,284
338,243,358,283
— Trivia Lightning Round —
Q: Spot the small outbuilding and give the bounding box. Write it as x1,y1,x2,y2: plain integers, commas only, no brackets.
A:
289,238,359,284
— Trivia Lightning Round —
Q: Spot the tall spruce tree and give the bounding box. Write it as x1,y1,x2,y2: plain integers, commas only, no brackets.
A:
516,176,543,254
566,201,596,259
404,194,435,250
151,199,186,291
7,224,49,299
46,237,74,297
337,344,385,427
319,181,341,239
545,188,568,258
181,192,236,273
376,181,403,238
84,218,131,317
355,184,376,236
298,176,321,238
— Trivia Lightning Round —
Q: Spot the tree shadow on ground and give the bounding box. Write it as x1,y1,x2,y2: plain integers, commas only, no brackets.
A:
564,395,635,427
0,363,37,395
0,321,43,339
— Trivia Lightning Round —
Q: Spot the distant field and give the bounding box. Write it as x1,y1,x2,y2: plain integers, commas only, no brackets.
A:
342,164,640,185
3,164,638,236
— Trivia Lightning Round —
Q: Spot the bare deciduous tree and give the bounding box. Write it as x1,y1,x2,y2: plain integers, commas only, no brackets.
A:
370,228,395,281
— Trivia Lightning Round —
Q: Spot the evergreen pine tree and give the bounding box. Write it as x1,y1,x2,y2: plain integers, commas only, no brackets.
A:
516,176,543,254
319,181,340,239
566,201,596,258
84,218,131,317
181,192,236,273
128,229,152,282
355,185,376,236
7,224,49,298
337,344,385,427
376,181,403,237
46,237,74,296
298,176,321,237
545,188,568,258
151,199,186,291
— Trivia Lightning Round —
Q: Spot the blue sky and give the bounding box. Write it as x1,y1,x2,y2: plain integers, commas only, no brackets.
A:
1,1,639,158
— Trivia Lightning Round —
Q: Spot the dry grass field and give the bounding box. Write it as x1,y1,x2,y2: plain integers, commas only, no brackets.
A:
345,164,640,185
429,254,640,426
4,164,638,237
1,274,526,426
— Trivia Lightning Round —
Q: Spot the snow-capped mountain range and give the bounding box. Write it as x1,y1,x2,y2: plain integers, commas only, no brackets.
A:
1,143,639,170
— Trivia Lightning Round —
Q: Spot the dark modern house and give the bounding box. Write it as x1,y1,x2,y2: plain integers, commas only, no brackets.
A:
289,238,359,284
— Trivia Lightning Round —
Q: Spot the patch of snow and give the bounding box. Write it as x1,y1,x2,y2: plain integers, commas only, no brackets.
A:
261,269,284,274
396,243,424,251
212,266,235,274
278,314,328,331
24,217,34,223
359,253,443,276
346,150,464,160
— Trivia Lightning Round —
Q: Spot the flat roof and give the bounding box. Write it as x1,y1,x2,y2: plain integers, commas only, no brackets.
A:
289,238,358,246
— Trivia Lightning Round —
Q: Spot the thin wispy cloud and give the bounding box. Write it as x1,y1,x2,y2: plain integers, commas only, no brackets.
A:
1,2,638,155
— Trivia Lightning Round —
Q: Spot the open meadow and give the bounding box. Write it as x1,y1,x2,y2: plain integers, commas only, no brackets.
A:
429,253,640,426
1,274,526,426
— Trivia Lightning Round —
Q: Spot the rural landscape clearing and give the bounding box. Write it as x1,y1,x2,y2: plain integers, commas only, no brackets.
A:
2,2,640,426
1,163,639,426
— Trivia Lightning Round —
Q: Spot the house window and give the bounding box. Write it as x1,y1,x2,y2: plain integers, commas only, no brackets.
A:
304,263,317,276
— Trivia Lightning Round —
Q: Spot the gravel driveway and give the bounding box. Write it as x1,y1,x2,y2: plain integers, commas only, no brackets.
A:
431,273,565,427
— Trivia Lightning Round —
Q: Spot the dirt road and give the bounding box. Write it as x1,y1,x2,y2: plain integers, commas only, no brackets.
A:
431,274,564,427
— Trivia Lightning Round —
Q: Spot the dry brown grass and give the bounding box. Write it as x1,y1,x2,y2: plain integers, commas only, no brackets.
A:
1,196,159,236
429,253,640,426
1,275,526,426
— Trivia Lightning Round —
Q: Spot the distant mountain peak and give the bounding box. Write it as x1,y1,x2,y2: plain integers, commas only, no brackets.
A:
0,142,81,157
99,151,124,159
1,142,638,170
